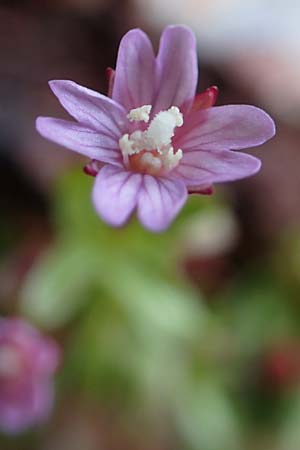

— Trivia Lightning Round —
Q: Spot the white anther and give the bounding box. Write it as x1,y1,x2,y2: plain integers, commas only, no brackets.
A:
119,105,184,173
119,130,151,157
161,146,183,171
130,130,147,150
168,106,184,127
146,106,183,150
127,105,152,123
119,133,139,156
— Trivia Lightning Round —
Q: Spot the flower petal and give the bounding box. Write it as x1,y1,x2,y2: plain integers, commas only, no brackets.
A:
92,165,142,226
153,25,198,115
112,29,156,111
0,380,54,434
176,105,276,151
174,149,261,185
137,176,187,232
49,80,127,137
36,117,122,165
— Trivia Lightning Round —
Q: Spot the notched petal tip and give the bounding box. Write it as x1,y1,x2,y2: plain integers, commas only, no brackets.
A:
224,152,262,179
92,166,142,228
257,107,276,141
35,116,50,136
48,79,71,94
237,105,276,145
162,24,196,43
176,150,262,186
154,24,198,114
159,24,197,64
137,177,188,233
117,28,153,50
48,79,113,103
252,155,262,172
231,105,276,146
112,27,156,110
180,104,276,153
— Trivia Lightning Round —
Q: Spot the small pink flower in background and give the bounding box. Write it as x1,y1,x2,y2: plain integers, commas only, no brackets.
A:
0,318,59,434
36,25,275,232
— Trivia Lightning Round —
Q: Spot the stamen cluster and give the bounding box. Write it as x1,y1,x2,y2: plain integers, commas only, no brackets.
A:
119,105,183,175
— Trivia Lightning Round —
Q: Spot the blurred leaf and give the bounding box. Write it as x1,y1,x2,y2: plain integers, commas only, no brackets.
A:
274,232,300,285
21,243,102,328
278,390,300,450
62,294,138,403
219,270,294,355
100,258,206,343
175,378,241,450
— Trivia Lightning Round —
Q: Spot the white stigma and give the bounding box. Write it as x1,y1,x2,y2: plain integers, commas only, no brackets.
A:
119,105,184,174
146,106,183,150
127,105,152,123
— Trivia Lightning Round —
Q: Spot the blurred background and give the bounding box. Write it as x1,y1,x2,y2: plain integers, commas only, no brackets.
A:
1,0,300,449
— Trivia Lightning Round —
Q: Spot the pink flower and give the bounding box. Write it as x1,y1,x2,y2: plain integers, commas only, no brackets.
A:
0,318,60,434
36,25,275,232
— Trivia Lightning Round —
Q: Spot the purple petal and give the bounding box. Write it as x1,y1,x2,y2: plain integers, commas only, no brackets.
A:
0,379,54,434
49,80,127,137
36,117,123,166
112,29,156,111
0,318,38,342
137,176,187,232
176,105,276,151
33,339,60,375
92,165,142,226
30,379,54,425
174,149,262,185
152,25,198,115
0,319,58,434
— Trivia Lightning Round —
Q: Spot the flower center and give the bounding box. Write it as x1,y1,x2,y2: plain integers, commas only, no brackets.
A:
119,105,183,175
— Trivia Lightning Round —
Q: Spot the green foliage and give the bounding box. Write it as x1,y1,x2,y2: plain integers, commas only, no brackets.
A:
18,169,300,450
175,379,241,450
20,170,214,331
219,270,295,354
